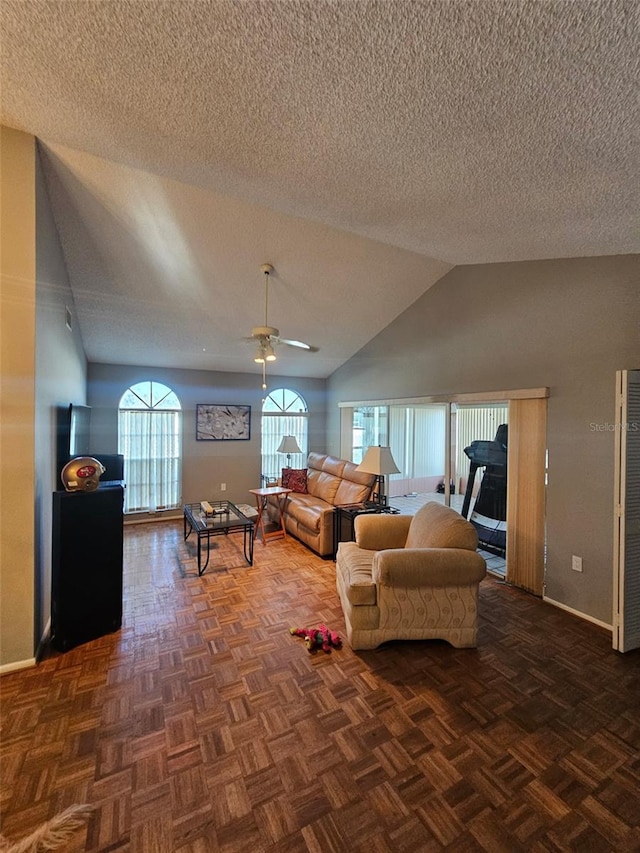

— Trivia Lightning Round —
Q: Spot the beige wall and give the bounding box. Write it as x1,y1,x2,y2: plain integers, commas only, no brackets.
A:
88,363,327,510
327,255,640,626
0,127,37,668
34,144,88,644
0,129,87,670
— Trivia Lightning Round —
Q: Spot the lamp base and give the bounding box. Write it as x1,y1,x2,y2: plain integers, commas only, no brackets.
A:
372,475,388,506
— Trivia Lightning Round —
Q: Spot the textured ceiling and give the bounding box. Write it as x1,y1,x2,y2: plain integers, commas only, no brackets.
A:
2,0,639,378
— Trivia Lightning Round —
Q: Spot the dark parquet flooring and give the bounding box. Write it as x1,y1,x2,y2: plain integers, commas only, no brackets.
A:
1,522,640,852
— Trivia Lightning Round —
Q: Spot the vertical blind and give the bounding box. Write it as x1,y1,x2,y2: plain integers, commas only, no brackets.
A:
389,405,447,480
454,404,508,492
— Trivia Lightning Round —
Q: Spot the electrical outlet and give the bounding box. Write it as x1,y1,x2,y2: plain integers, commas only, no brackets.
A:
221,483,226,491
572,555,583,572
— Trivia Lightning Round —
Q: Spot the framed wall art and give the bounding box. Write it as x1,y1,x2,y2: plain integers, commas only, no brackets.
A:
196,404,251,441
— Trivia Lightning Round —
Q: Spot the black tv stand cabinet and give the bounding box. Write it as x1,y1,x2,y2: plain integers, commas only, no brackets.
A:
51,483,124,652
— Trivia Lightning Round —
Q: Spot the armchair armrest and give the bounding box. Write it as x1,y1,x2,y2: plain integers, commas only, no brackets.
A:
372,548,486,588
355,514,412,551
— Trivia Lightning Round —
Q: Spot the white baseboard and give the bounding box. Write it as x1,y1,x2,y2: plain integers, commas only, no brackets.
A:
543,595,612,632
0,657,37,675
1,618,51,673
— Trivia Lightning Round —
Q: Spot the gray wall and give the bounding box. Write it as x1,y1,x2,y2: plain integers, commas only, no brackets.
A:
87,363,327,510
327,254,640,625
34,145,88,646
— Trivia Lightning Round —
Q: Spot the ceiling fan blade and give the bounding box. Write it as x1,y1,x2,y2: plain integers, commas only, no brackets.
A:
278,337,318,352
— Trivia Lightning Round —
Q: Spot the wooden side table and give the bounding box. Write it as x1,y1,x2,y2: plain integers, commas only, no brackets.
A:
249,487,292,544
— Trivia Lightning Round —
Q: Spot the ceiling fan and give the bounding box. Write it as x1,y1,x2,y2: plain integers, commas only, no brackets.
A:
247,264,316,363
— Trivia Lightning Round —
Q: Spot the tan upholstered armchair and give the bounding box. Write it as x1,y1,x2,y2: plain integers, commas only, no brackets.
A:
335,502,487,650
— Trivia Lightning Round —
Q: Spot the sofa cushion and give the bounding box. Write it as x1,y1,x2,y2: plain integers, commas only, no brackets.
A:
336,542,377,605
308,452,347,478
307,470,342,504
285,493,331,533
282,468,307,493
405,502,479,551
334,460,376,505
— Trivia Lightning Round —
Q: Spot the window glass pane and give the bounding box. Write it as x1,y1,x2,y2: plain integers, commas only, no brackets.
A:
261,388,308,478
262,388,307,414
118,382,182,512
352,406,388,463
153,388,181,409
119,381,181,411
119,384,151,409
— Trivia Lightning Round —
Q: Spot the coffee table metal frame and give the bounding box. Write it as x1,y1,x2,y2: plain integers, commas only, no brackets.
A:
183,500,254,575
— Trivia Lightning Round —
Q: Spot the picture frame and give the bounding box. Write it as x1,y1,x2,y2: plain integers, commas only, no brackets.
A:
196,404,251,441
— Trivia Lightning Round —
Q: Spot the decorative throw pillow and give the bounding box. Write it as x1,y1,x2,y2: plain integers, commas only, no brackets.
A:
282,468,308,493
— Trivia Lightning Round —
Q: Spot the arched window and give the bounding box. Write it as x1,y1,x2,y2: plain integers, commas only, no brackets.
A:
118,381,182,513
261,388,308,480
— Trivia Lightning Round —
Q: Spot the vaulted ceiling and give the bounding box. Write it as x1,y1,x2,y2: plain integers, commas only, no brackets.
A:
2,0,638,378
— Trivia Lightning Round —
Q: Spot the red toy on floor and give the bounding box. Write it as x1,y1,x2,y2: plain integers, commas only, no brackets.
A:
289,624,342,653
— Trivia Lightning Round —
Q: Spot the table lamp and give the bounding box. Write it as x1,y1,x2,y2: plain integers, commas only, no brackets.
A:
356,445,400,506
277,435,302,467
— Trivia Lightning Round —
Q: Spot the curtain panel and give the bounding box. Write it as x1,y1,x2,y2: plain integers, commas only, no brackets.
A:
118,410,181,512
261,414,308,481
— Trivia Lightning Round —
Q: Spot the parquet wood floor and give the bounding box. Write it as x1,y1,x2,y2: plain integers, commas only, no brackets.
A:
1,522,640,852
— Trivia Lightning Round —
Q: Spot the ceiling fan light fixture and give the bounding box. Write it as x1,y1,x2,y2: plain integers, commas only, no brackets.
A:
248,263,314,387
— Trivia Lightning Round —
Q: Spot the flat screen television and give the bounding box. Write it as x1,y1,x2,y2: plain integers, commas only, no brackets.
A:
57,403,92,476
56,404,91,475
69,404,92,456
56,404,125,485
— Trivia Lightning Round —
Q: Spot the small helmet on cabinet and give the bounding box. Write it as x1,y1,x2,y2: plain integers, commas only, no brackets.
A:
61,456,106,492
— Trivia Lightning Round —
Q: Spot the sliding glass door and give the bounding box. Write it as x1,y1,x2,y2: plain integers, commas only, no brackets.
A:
342,390,546,592
351,403,447,499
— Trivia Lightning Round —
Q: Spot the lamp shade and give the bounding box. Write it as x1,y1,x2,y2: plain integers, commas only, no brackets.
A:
356,446,400,475
277,435,302,455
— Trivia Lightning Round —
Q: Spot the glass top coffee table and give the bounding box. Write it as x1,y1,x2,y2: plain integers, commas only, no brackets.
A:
183,500,254,575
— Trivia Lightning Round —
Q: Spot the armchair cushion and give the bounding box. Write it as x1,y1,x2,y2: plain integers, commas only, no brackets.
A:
373,547,487,587
355,514,412,551
405,501,479,551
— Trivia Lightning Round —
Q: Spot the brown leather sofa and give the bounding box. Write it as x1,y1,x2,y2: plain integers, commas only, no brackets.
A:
268,452,376,556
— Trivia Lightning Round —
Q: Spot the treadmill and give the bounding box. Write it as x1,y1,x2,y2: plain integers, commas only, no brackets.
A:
461,424,508,556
